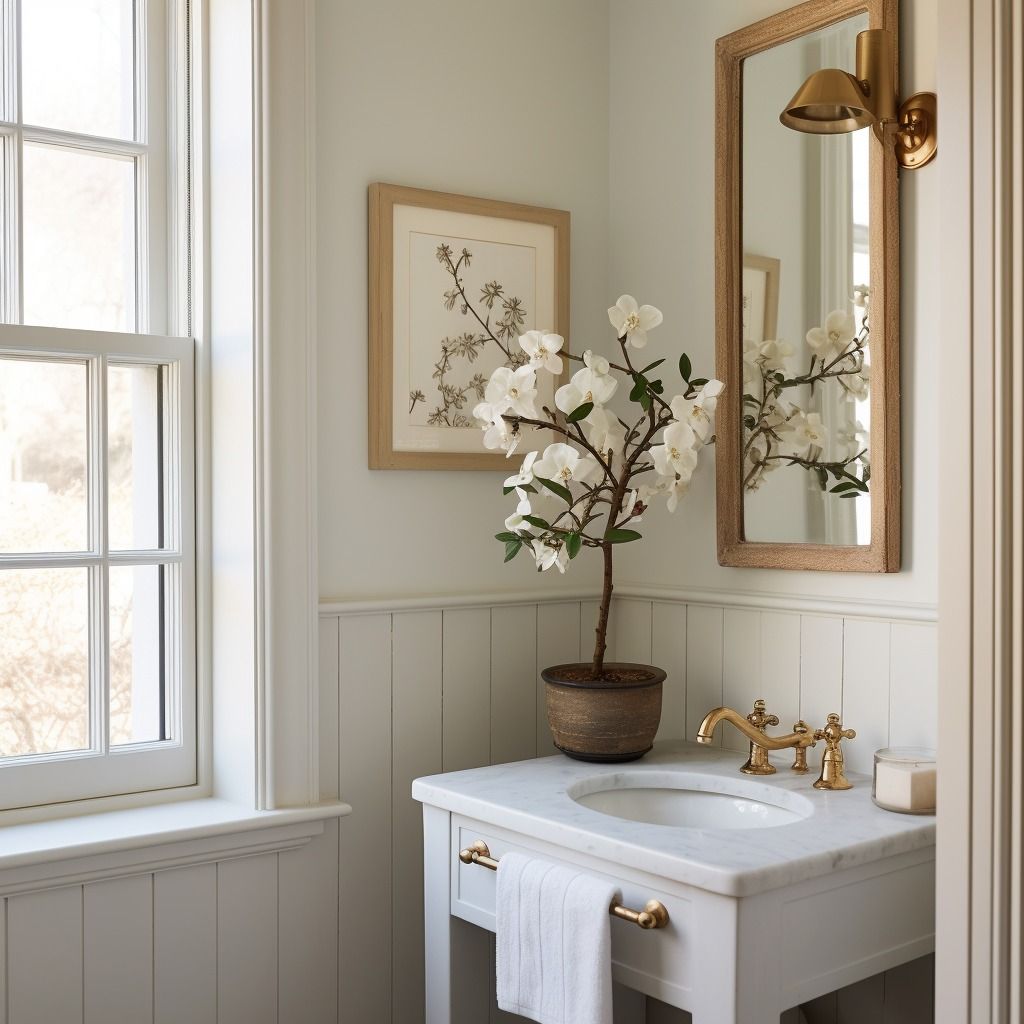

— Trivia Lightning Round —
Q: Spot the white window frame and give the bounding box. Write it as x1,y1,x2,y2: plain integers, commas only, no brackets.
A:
0,0,198,812
0,323,195,809
0,0,170,335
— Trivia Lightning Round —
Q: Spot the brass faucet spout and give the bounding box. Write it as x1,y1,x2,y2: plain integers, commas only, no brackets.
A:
697,707,816,750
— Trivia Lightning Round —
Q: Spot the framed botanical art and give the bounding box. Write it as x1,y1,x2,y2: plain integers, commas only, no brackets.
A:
368,182,570,470
741,253,780,344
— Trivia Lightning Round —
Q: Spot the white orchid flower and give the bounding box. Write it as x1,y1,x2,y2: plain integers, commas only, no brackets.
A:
790,411,828,450
852,284,870,308
503,450,538,493
505,496,537,535
665,474,692,513
484,365,538,419
753,338,794,370
583,350,610,375
532,539,568,574
619,489,646,525
532,442,600,486
806,310,856,357
841,363,870,401
650,421,699,482
607,295,663,349
555,361,618,414
518,330,564,375
585,406,626,462
670,379,725,441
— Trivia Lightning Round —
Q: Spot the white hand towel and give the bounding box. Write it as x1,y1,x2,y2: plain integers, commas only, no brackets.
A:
495,851,618,1024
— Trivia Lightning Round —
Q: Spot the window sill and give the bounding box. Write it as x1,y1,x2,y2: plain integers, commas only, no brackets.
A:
0,798,351,896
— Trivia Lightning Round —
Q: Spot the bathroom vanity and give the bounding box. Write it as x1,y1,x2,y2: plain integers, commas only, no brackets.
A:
413,741,935,1024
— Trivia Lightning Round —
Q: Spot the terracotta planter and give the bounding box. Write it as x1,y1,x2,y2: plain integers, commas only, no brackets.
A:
542,662,665,763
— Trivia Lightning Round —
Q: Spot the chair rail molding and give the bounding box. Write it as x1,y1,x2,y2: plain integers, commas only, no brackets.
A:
936,0,1024,1020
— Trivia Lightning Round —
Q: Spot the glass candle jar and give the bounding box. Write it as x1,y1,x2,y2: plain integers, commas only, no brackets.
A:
872,747,936,814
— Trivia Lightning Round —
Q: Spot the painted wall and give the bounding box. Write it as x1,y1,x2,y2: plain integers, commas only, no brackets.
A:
316,0,610,602
607,0,939,607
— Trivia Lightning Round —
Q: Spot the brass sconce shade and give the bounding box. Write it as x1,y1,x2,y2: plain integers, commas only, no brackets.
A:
779,28,936,169
779,69,874,133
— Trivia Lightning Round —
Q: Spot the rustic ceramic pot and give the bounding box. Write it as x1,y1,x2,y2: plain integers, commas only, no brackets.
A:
541,662,665,763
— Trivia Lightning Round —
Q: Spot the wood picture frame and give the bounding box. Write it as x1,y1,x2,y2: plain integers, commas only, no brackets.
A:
715,0,901,572
742,253,781,344
368,183,571,470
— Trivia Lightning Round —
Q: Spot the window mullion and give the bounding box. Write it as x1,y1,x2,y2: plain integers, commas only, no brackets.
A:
92,353,110,755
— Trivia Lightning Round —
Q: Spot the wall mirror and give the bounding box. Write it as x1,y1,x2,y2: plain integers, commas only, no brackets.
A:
715,0,900,572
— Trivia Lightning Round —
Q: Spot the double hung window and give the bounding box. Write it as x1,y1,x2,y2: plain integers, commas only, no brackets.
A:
0,0,195,810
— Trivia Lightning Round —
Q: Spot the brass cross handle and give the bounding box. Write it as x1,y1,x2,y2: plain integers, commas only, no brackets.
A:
747,698,780,731
813,713,856,791
791,720,813,773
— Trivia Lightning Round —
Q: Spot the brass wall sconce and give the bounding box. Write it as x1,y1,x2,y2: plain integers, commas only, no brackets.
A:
780,28,937,169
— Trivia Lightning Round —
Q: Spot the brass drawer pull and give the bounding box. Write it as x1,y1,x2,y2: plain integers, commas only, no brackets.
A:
458,840,670,930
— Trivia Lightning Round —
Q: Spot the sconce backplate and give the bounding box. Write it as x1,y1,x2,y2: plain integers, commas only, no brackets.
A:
895,92,937,169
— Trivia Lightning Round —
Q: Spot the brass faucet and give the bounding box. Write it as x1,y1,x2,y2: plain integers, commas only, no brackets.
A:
812,713,857,790
696,699,815,776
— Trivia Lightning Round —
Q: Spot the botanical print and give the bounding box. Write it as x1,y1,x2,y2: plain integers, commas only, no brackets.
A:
742,287,871,496
407,240,531,429
401,231,550,450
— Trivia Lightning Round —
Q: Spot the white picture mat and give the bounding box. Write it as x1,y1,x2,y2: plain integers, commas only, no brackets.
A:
391,204,557,454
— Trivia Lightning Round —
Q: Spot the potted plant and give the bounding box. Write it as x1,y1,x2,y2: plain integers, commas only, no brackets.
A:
472,294,723,762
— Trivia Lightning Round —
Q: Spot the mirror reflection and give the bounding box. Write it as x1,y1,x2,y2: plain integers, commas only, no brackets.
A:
741,13,871,546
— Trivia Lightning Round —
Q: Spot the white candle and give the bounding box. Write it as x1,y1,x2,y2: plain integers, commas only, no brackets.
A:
872,748,936,814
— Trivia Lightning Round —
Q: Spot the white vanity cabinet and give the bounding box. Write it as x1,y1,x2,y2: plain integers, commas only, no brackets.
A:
413,742,935,1024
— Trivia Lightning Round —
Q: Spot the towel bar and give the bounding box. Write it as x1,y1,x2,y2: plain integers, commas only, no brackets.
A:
458,840,670,930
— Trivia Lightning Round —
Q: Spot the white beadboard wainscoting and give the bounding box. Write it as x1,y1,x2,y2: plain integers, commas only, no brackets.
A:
0,817,340,1024
319,589,938,1024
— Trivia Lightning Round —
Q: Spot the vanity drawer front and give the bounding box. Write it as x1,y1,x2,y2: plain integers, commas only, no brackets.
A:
450,820,695,1004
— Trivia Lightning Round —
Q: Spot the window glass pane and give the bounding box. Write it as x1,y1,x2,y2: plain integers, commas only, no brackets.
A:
0,357,89,552
22,0,135,140
0,567,90,757
109,364,163,550
109,563,164,745
22,143,136,332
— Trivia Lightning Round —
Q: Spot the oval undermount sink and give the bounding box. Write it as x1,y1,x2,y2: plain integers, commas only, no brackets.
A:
569,770,814,830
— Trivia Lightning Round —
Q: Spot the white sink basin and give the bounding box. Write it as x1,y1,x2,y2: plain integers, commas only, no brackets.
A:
568,770,814,830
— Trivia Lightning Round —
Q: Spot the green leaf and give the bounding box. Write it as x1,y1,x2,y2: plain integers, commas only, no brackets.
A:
504,540,523,562
838,491,862,499
495,531,520,542
639,392,652,412
691,377,709,388
502,483,536,496
649,378,664,395
536,476,572,503
829,482,859,494
523,515,551,530
640,358,665,374
629,381,646,402
679,353,692,382
566,401,594,424
743,415,756,429
566,532,582,559
604,528,642,543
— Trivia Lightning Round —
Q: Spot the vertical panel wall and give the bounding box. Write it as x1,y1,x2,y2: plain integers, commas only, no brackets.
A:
323,591,938,1024
0,826,339,1024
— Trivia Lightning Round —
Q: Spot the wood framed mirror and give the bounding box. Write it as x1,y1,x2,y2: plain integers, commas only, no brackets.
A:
715,0,900,572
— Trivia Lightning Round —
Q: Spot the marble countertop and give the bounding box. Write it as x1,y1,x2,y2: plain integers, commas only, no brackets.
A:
412,741,936,897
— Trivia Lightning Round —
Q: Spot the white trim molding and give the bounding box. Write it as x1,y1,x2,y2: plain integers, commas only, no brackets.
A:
0,799,349,897
318,586,936,623
937,0,1023,1019
206,0,319,811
